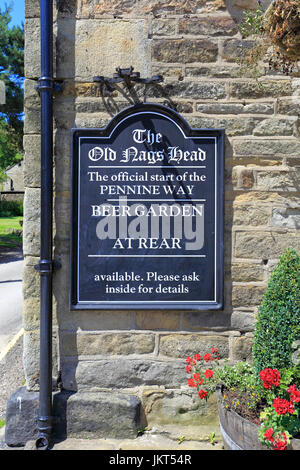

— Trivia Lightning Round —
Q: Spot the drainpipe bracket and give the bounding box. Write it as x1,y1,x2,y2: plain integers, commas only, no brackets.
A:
34,259,61,274
35,76,63,94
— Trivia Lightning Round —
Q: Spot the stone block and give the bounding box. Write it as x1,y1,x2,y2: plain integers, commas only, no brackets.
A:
270,208,300,229
232,191,298,205
5,387,39,446
186,116,215,129
25,0,72,19
232,205,270,226
214,117,257,136
152,65,184,80
232,156,282,167
135,311,180,330
23,188,40,256
172,101,194,114
181,311,232,331
253,118,296,136
55,18,76,79
61,332,155,356
222,39,255,62
25,0,40,18
61,81,103,98
162,81,226,99
256,170,300,191
225,0,259,22
237,169,254,189
53,132,72,191
54,391,141,439
23,256,40,300
242,102,274,114
79,0,227,17
235,231,300,259
186,64,240,78
178,16,238,36
23,331,59,391
231,285,265,308
56,0,76,16
231,311,255,332
61,359,187,391
54,191,71,242
24,19,41,79
151,18,177,36
196,102,244,114
54,97,76,130
233,139,300,156
23,297,40,332
5,388,141,446
24,80,41,134
286,157,300,167
230,80,292,99
277,97,300,116
75,113,110,128
153,39,218,63
75,20,151,81
232,335,253,361
225,166,237,188
231,263,265,282
23,134,40,188
63,310,136,332
79,0,137,16
158,334,229,359
142,389,218,427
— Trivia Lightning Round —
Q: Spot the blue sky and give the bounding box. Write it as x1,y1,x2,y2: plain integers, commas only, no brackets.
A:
0,0,24,27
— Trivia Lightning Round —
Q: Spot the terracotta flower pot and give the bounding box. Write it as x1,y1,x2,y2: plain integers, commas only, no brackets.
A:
216,386,300,451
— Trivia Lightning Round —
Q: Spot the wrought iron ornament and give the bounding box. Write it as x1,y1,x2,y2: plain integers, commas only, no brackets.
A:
93,66,164,92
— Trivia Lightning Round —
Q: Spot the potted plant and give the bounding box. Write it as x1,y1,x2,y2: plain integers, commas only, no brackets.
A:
185,249,300,450
239,0,300,75
264,0,300,61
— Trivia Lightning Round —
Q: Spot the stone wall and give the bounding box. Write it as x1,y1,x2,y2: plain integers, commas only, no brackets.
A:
23,0,300,434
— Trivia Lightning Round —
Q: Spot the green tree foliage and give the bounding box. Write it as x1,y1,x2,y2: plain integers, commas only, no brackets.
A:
0,2,24,180
253,248,300,374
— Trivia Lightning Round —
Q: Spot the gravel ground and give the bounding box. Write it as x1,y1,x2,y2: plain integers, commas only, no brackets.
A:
0,335,25,450
0,335,25,421
0,246,25,449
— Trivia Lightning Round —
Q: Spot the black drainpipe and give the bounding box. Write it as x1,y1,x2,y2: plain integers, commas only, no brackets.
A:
34,0,54,450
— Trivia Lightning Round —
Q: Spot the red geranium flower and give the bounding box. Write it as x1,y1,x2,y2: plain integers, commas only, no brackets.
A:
264,428,274,443
198,390,208,400
194,354,201,361
273,398,293,415
186,356,196,366
187,378,197,388
273,433,288,451
260,368,280,389
288,402,295,414
204,369,214,379
288,385,300,403
203,353,213,362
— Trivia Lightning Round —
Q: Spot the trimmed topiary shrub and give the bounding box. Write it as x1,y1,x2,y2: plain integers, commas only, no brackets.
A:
253,248,300,375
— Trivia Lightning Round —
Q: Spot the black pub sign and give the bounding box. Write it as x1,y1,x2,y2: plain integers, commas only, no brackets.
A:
71,103,224,310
